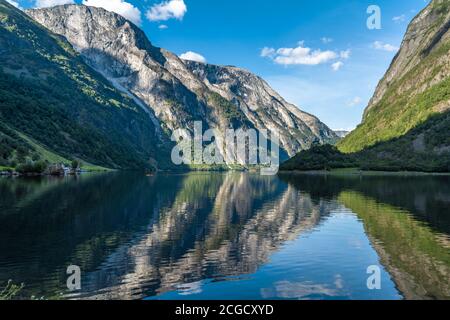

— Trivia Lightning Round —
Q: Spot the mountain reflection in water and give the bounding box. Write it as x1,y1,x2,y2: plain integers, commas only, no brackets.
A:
0,172,448,300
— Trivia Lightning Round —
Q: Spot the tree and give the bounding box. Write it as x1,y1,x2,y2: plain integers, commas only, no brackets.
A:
71,159,80,170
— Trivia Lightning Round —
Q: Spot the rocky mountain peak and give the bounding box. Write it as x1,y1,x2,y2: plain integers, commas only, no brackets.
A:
27,4,338,162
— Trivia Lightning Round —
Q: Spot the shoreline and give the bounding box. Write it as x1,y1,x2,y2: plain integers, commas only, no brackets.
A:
0,169,111,177
278,168,450,176
3,167,450,177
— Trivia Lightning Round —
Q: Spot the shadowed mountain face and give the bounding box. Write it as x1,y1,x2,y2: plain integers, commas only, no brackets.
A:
339,0,450,155
26,4,337,161
0,0,170,170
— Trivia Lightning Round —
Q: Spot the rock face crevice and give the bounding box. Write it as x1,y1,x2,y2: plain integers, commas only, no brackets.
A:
27,4,337,161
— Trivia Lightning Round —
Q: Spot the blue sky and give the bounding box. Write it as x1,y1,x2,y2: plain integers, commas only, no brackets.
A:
13,0,431,130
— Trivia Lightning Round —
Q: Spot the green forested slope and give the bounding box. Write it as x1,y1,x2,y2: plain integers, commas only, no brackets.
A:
0,0,168,170
338,0,450,154
282,0,450,172
281,112,450,172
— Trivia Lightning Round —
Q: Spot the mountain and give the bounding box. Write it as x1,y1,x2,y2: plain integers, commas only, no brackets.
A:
0,0,171,171
184,61,338,154
334,130,349,138
339,0,450,154
26,4,338,163
282,0,450,172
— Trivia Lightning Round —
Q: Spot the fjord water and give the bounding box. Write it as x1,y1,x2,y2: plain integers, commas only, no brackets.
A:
0,173,449,300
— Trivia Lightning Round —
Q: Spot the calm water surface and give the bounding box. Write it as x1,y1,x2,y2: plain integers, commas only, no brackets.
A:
0,172,449,300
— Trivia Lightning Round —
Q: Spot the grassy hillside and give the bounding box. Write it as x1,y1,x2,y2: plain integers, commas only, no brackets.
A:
282,0,450,172
0,0,170,170
339,43,450,154
339,0,450,154
281,111,450,172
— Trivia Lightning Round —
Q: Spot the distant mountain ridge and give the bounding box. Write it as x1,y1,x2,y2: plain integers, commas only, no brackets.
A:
26,4,338,164
333,130,349,138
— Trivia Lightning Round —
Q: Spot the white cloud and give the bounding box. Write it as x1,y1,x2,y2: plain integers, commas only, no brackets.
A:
35,0,74,8
260,47,276,58
340,49,351,59
179,51,206,63
82,0,142,25
262,42,338,66
332,61,344,71
146,0,187,22
372,41,399,52
347,96,362,107
321,37,333,44
7,0,22,9
158,24,169,30
392,14,406,23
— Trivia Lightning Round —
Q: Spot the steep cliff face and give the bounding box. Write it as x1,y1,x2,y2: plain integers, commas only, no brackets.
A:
172,60,339,156
27,4,337,160
26,4,213,133
184,61,338,154
365,0,450,117
339,0,450,153
0,0,168,170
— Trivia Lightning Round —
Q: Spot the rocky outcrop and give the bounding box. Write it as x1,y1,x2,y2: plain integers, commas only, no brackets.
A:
27,4,337,160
